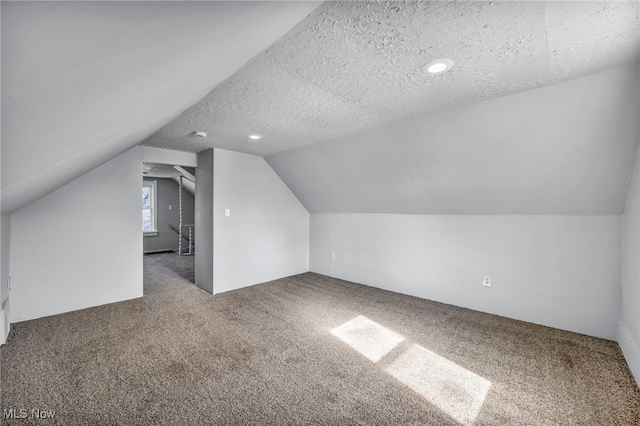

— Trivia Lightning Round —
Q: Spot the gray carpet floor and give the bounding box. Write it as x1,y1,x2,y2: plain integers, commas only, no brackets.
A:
1,253,639,425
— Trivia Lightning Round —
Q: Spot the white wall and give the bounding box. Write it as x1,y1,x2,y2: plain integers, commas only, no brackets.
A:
311,214,621,340
620,144,640,385
0,216,11,344
10,147,143,322
213,149,309,293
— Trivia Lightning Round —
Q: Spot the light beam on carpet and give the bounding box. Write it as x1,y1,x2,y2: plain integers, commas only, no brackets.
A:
330,315,404,362
386,343,491,424
332,316,491,424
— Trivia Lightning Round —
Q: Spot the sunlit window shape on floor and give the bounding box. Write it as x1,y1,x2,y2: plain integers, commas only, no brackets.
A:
330,315,405,362
332,315,492,424
386,343,491,424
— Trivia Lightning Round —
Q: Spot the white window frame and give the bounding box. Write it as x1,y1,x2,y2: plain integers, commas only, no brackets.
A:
143,180,158,236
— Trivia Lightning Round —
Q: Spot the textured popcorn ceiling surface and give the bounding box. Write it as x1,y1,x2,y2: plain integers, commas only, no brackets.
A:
142,1,639,157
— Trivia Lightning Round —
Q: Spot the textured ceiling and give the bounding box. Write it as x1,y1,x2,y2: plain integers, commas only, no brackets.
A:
142,0,640,157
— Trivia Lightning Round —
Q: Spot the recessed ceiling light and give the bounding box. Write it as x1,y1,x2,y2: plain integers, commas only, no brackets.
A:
192,131,207,138
248,134,262,140
423,58,454,75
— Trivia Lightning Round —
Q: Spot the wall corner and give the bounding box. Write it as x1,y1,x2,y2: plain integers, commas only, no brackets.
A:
618,321,640,386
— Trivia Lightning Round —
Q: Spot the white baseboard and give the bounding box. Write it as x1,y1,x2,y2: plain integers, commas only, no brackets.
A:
617,321,640,386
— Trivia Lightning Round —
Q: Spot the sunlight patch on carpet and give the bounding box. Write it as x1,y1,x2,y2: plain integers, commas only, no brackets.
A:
331,315,404,362
387,343,491,424
332,315,491,424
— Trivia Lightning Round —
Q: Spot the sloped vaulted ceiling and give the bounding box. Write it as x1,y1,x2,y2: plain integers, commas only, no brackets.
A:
0,1,320,215
3,1,639,216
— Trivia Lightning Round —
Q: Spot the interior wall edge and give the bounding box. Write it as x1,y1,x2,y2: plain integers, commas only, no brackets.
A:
618,321,640,386
0,215,12,345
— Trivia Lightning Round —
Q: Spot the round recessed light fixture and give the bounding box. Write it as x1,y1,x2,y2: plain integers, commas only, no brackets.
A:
192,131,207,138
423,58,454,75
248,134,263,141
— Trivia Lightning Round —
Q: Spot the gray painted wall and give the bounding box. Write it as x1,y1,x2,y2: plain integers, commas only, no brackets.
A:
213,149,309,294
195,149,214,294
143,178,195,253
620,144,640,385
9,148,143,322
310,214,621,340
0,216,11,344
267,64,639,215
0,217,10,304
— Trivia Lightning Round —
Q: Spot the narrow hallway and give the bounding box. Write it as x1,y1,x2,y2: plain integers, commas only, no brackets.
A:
144,252,195,296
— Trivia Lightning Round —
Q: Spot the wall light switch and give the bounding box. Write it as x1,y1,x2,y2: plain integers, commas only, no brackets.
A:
331,253,336,261
225,209,230,217
483,276,491,287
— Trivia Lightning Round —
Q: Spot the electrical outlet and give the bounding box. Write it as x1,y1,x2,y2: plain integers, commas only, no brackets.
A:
483,276,491,287
331,253,336,261
7,276,10,290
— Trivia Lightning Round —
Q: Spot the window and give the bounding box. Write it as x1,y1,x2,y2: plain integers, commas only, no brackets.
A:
142,180,157,235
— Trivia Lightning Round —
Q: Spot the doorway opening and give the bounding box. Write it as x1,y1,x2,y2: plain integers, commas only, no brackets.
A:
142,163,196,294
